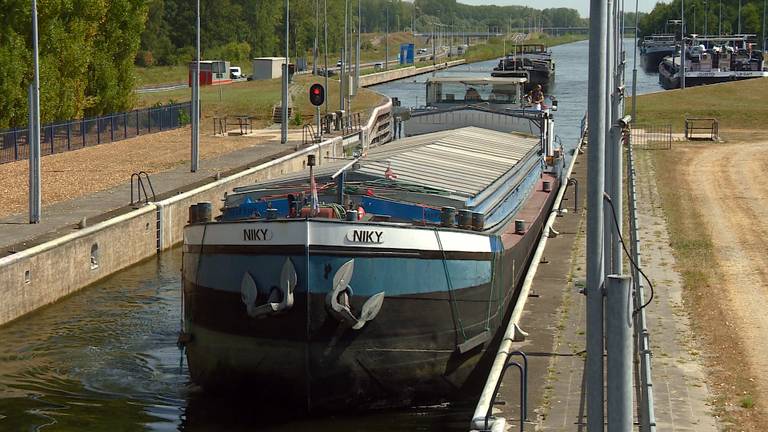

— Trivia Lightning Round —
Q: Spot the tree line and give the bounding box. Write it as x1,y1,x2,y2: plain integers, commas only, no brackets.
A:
639,0,766,40
139,0,586,67
0,0,586,129
0,0,145,129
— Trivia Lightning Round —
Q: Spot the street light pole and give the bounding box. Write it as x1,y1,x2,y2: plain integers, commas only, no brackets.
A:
323,0,329,114
29,0,41,223
281,0,289,144
681,0,686,89
191,0,200,171
385,5,389,70
739,0,742,34
355,0,360,92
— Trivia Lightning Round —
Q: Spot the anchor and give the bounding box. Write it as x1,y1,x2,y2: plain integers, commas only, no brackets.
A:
325,259,385,330
241,258,297,318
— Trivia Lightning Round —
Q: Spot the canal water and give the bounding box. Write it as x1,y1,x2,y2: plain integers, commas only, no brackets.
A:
0,39,661,431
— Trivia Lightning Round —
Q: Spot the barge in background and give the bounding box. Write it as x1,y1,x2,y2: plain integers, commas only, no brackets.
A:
180,101,563,413
491,44,555,91
659,34,767,89
640,34,678,72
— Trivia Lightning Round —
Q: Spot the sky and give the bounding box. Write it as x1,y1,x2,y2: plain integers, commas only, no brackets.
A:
450,0,662,19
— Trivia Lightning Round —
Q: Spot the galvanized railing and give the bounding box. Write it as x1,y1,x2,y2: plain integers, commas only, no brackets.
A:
0,102,191,165
631,123,672,150
626,127,657,432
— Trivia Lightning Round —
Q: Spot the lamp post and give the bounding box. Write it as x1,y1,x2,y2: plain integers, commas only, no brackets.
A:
29,0,41,223
281,0,289,144
191,0,200,171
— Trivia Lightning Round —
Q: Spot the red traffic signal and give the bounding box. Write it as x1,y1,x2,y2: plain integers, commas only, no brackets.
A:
309,83,325,106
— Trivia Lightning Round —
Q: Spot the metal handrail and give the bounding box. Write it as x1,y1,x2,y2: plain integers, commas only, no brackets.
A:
626,127,657,432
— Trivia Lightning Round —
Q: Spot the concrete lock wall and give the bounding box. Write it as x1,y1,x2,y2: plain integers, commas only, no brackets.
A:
0,206,157,325
358,59,466,87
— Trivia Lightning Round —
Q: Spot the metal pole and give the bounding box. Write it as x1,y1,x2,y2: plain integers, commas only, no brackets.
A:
587,0,608,429
739,0,742,34
29,0,41,223
604,0,615,278
606,275,633,432
314,0,319,75
355,0,360,92
323,0,329,114
611,0,623,276
705,0,708,35
632,0,639,121
719,0,722,35
191,0,200,172
341,0,347,111
281,0,289,144
385,5,389,70
763,0,766,50
681,0,686,89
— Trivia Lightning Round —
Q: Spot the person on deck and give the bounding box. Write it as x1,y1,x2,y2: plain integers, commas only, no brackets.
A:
526,84,545,110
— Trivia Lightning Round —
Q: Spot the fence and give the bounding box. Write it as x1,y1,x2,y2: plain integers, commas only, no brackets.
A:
626,127,658,432
0,102,191,165
631,123,672,150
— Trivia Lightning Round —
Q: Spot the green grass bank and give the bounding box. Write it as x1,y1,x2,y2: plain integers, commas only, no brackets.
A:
629,77,768,132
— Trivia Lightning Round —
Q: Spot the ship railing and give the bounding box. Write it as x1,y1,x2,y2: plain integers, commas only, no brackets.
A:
469,117,584,432
626,123,658,432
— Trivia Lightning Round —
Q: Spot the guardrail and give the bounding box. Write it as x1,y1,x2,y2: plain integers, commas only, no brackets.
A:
626,127,657,432
0,102,191,165
470,118,584,432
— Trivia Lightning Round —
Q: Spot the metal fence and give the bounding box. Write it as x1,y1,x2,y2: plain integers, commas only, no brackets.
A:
631,123,672,150
627,128,657,432
0,102,191,165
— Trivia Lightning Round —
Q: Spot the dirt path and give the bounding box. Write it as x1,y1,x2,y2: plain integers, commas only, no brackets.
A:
679,137,768,420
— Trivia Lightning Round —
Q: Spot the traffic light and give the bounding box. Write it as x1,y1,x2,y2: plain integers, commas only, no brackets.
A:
309,83,325,106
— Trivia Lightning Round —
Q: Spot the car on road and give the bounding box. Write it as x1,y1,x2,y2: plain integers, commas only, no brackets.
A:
230,66,242,79
317,68,336,77
417,48,428,55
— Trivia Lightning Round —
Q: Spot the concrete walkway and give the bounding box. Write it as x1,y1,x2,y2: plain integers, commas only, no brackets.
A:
0,137,300,257
488,149,718,430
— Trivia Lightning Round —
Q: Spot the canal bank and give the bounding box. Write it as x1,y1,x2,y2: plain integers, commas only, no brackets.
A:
0,101,392,326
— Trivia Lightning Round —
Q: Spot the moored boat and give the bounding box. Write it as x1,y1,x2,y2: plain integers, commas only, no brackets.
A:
180,102,563,413
640,34,678,73
658,34,767,89
491,44,555,91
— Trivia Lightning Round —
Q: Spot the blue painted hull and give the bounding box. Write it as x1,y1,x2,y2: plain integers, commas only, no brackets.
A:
182,179,556,411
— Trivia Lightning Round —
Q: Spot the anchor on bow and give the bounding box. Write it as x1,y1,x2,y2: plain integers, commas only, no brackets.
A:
241,258,297,318
326,259,385,330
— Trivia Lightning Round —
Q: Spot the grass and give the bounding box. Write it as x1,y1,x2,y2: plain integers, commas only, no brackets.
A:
135,74,383,132
741,394,755,409
629,77,768,132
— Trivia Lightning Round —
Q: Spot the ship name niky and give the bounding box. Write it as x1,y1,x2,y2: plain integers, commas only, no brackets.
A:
243,228,271,241
349,230,383,244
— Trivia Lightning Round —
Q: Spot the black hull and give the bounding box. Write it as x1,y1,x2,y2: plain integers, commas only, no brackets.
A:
181,183,558,412
659,71,764,89
641,50,674,73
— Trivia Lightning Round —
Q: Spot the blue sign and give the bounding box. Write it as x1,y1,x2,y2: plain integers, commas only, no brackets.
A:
400,43,414,65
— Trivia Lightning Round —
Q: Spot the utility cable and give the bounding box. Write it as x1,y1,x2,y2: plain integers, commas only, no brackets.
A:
603,192,655,313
